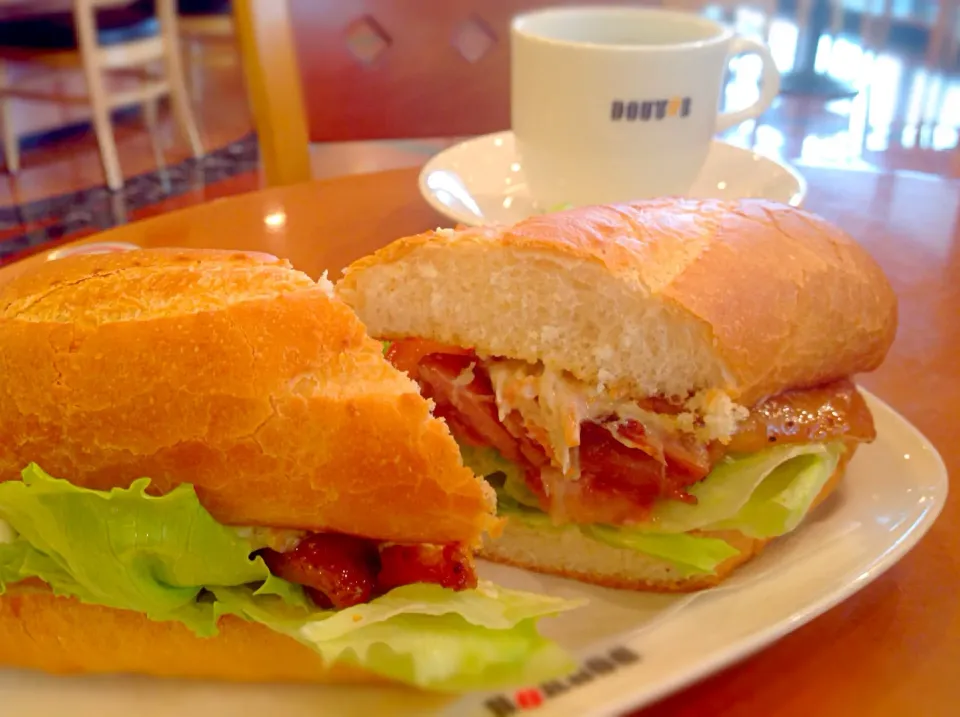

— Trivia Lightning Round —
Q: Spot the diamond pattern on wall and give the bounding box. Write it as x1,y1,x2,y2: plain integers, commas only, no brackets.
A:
452,16,496,63
345,15,391,66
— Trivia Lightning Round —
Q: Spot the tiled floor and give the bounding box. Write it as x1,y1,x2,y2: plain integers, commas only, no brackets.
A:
1,10,960,265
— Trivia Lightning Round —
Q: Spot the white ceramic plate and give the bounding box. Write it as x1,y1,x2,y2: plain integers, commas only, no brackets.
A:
419,131,808,227
0,391,946,717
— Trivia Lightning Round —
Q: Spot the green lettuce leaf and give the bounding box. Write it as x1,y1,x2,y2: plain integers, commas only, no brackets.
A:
0,464,582,691
646,442,845,537
492,492,738,577
0,465,301,634
463,442,844,575
698,446,844,538
214,582,579,690
583,527,740,576
459,443,540,508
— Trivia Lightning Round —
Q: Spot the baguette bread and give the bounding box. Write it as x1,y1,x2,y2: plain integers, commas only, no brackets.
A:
0,248,496,545
337,199,894,593
338,198,897,406
0,582,380,684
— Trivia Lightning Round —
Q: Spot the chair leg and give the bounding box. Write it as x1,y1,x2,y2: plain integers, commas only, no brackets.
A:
161,36,204,157
154,0,203,157
0,101,18,174
90,101,124,191
188,39,204,100
946,27,960,70
928,0,958,68
828,0,845,37
168,82,203,157
84,60,124,191
168,73,203,157
0,63,19,174
143,96,166,171
72,0,125,190
109,186,128,225
860,2,876,53
0,104,17,174
879,0,894,50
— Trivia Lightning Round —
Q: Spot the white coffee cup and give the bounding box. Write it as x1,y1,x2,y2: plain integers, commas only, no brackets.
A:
510,6,781,208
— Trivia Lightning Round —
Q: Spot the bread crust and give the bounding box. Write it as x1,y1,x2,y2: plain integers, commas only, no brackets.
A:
479,446,852,591
338,199,897,405
0,249,497,545
0,583,384,684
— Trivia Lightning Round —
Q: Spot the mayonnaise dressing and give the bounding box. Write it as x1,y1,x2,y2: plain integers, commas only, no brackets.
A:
484,359,747,479
233,526,305,553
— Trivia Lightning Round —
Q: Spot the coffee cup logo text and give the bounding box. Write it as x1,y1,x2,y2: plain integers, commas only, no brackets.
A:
611,97,692,122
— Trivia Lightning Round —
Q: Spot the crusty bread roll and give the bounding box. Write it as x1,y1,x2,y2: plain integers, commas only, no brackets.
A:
0,248,496,545
337,199,892,592
481,446,852,592
0,582,380,684
338,198,897,405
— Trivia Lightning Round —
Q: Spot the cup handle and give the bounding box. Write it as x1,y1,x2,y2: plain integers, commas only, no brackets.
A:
715,36,781,133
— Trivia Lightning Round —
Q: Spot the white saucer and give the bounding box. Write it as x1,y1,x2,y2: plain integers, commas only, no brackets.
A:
419,131,807,227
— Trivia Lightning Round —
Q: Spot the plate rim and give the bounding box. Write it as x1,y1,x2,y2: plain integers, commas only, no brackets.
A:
455,387,948,717
418,130,809,228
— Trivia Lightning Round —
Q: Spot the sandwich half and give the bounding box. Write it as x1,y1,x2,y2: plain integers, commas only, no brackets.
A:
337,198,898,591
0,248,581,691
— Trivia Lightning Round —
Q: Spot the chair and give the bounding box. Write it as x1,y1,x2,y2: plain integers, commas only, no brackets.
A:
661,0,779,42
0,0,203,191
231,0,663,189
838,0,958,67
178,1,235,98
232,0,309,187
924,0,960,68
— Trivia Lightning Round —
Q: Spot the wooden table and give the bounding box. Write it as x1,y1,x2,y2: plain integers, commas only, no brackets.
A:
4,166,957,716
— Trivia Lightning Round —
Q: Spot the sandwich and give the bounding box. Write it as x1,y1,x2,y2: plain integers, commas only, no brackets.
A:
0,248,581,691
337,198,898,591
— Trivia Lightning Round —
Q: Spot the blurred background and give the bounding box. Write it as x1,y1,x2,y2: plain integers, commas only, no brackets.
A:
0,0,959,259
